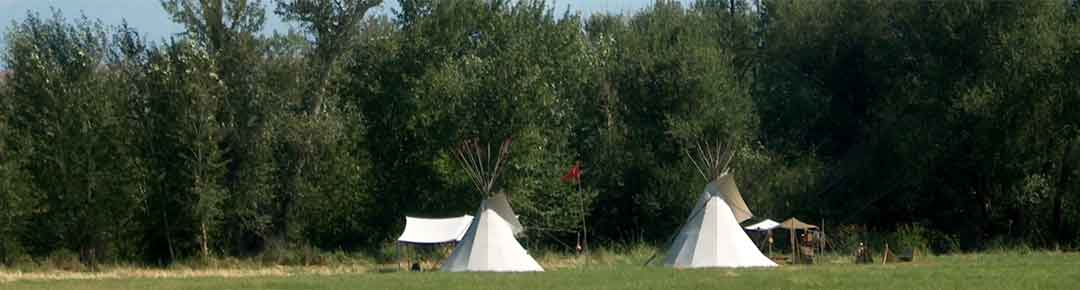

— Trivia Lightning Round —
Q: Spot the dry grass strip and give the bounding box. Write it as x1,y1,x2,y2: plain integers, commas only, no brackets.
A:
0,264,371,283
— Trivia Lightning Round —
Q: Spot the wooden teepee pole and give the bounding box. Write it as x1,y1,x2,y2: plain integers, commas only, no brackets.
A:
454,138,513,197
790,225,797,264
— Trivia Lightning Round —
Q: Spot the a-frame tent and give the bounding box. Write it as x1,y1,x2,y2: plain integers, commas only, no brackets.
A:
661,141,777,268
440,139,543,272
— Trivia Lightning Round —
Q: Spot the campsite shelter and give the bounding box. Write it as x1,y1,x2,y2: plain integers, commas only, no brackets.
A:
660,141,776,268
744,219,780,255
441,193,543,272
397,215,474,244
440,139,543,272
396,215,473,270
780,218,819,264
745,219,781,231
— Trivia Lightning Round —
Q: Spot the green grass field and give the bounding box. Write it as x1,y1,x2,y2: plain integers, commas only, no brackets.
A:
4,252,1078,290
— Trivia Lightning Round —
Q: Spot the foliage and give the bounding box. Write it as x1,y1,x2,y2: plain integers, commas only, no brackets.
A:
4,11,149,265
2,0,1080,266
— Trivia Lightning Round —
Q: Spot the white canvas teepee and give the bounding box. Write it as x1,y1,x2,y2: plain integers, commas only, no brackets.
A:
662,141,776,268
441,193,543,272
441,139,543,272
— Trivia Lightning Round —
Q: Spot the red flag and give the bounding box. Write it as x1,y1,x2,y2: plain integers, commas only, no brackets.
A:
561,162,582,184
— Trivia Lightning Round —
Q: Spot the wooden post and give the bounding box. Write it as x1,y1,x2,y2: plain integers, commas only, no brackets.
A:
579,180,589,267
767,230,773,256
820,218,825,255
790,226,797,264
881,243,890,265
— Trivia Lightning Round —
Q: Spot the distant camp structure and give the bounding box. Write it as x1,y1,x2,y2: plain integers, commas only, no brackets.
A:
440,138,543,272
396,215,474,271
744,219,781,255
660,140,777,268
780,217,819,264
398,215,474,245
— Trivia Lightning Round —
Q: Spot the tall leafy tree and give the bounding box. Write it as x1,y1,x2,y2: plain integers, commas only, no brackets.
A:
162,0,280,255
5,11,148,265
0,59,37,264
268,0,380,247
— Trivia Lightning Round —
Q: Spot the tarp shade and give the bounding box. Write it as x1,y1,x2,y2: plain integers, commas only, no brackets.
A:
780,218,818,230
744,219,780,231
397,215,474,244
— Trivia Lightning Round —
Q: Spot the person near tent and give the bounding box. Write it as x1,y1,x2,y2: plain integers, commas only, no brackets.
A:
855,242,874,264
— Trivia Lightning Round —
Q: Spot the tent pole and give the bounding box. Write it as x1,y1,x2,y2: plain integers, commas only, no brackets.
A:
821,218,826,255
767,230,773,257
790,226,796,264
579,181,589,267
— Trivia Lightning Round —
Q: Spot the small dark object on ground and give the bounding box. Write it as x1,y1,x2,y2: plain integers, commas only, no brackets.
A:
898,249,915,262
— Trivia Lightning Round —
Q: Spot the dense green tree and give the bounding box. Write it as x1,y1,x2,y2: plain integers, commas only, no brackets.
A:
161,0,278,255
4,0,1080,265
4,12,149,265
266,0,380,249
0,58,37,265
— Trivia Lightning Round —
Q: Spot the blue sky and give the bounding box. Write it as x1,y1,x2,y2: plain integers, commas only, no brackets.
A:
0,0,690,42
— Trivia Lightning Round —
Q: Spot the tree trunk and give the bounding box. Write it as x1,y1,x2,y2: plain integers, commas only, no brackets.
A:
201,221,211,258
163,204,177,262
1052,140,1074,247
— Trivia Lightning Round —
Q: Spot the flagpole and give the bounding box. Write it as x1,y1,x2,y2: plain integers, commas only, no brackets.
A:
579,179,588,266
563,161,588,267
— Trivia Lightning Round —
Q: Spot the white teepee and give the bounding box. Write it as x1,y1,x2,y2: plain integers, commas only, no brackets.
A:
441,193,543,272
662,141,776,268
441,139,543,272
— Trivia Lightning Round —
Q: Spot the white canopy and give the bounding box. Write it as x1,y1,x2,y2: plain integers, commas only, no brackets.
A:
397,215,474,244
441,194,543,272
744,219,781,231
662,180,777,268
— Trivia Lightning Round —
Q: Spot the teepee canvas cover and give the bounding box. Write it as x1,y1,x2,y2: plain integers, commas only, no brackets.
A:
662,173,777,268
441,193,542,272
440,139,543,272
662,141,776,268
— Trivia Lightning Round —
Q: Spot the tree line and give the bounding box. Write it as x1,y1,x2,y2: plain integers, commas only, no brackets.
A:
1,0,1078,266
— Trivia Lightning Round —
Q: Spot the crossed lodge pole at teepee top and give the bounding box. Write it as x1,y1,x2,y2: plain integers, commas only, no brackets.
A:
685,138,737,183
454,138,513,198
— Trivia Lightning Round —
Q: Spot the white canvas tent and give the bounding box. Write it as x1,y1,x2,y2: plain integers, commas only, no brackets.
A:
744,219,780,231
662,174,778,268
744,218,781,255
397,215,474,244
440,139,543,272
661,141,776,268
441,193,542,272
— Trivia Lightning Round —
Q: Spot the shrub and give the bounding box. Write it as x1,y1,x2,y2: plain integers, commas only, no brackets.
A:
43,249,84,271
891,223,930,256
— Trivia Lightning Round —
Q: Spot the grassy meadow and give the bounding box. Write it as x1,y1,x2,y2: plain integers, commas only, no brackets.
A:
2,251,1077,290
